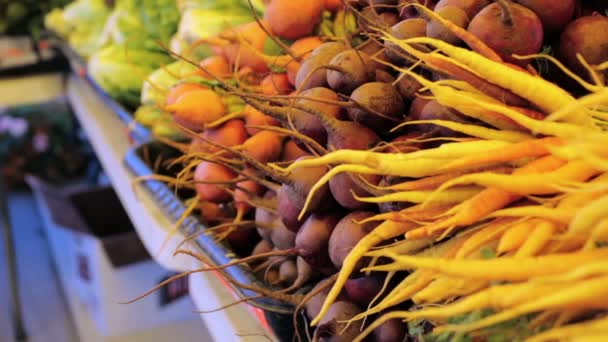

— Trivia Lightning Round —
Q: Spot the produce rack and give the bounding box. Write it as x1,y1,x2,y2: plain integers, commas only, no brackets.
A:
65,74,277,341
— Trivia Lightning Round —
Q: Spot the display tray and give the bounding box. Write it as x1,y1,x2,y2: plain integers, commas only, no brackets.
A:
49,33,152,143
123,141,299,316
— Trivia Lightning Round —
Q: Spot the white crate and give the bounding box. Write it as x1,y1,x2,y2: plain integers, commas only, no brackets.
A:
27,177,202,339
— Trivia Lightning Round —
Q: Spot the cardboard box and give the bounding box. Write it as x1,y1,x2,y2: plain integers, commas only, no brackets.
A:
27,177,196,337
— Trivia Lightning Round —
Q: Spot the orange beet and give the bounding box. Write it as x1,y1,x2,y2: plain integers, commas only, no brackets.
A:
190,119,248,154
265,0,324,40
222,21,270,72
194,161,236,203
243,105,280,135
261,73,293,95
166,83,206,106
166,89,226,132
241,130,284,163
281,138,311,162
167,89,226,132
196,55,231,79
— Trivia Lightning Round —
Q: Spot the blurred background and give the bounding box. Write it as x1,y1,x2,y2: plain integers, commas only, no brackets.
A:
0,1,211,341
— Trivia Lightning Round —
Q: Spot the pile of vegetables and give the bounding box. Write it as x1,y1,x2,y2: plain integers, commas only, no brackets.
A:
119,0,608,340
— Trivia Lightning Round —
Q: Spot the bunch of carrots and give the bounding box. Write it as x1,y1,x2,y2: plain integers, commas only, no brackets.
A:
130,0,608,341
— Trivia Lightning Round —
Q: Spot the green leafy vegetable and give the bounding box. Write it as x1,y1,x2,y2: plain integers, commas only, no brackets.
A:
88,45,173,108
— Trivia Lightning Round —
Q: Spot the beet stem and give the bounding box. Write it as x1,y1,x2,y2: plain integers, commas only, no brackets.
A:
497,0,514,26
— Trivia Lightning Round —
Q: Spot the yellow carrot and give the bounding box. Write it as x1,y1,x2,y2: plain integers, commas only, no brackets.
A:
395,120,533,142
436,275,608,333
498,219,536,254
455,218,516,258
531,261,608,283
389,36,579,116
429,160,600,199
412,276,488,304
441,137,563,172
364,249,608,281
569,195,608,234
353,187,482,205
384,167,512,192
353,281,571,342
489,206,573,224
406,156,567,239
514,220,558,257
526,316,608,342
274,140,511,173
330,227,468,324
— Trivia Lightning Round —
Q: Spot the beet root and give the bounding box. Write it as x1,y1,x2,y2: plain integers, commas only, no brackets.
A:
194,161,236,203
344,275,384,306
277,185,309,231
295,42,347,90
434,0,491,19
359,7,400,33
329,173,378,210
295,213,341,272
347,82,406,132
396,72,424,100
326,50,376,94
373,317,407,342
384,18,427,64
329,212,380,271
419,100,469,136
270,218,297,250
516,0,575,32
291,87,344,147
313,301,364,342
468,1,544,65
559,14,608,81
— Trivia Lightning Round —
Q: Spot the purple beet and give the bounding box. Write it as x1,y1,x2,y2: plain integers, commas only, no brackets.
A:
344,275,384,305
296,213,341,271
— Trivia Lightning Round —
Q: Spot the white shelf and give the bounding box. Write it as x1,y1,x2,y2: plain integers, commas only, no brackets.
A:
189,267,277,342
67,74,192,272
66,74,273,341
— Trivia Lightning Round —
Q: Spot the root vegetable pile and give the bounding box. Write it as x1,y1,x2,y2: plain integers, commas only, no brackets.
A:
129,0,608,341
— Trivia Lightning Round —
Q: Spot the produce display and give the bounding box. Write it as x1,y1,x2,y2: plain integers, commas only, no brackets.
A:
53,0,608,340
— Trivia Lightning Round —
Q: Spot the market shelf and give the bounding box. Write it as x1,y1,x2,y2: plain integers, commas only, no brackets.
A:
66,74,273,341
67,74,190,272
189,267,276,342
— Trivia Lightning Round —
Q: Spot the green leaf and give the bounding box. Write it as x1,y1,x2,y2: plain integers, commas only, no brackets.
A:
263,37,292,57
481,247,496,259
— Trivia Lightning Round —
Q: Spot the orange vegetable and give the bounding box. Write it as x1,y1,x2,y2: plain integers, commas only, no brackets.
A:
166,83,206,106
167,89,226,132
196,55,231,79
265,0,324,40
261,73,293,95
222,21,270,72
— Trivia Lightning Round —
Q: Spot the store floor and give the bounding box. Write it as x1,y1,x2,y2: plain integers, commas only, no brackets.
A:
0,191,79,342
0,192,212,342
